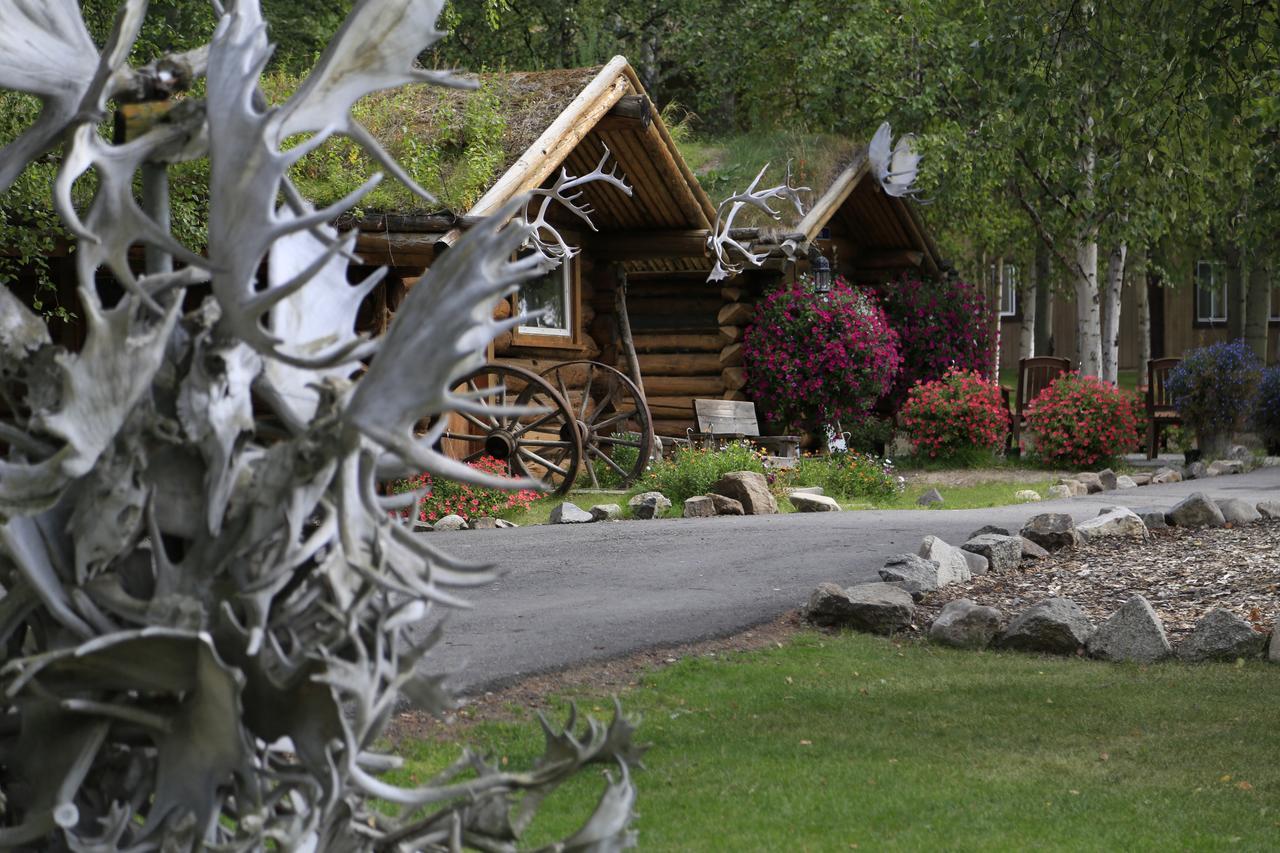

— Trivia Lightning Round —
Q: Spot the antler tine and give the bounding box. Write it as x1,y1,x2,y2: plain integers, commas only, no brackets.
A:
519,143,633,263
704,161,809,282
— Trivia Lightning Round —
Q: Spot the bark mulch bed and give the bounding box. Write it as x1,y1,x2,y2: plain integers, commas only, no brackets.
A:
917,520,1280,641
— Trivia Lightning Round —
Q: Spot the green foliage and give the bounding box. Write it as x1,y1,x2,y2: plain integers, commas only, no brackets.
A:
632,441,771,508
586,432,642,489
779,452,903,503
1026,374,1141,468
1166,340,1263,437
387,455,541,523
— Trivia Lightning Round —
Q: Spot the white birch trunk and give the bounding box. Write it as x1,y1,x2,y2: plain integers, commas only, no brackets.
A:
1019,262,1036,359
1074,130,1102,377
1135,251,1151,371
1102,243,1126,384
992,257,1004,378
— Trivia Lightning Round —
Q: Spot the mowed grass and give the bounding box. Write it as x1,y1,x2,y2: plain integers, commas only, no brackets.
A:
389,632,1280,851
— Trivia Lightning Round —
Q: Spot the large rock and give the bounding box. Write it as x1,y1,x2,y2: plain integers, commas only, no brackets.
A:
710,471,778,515
1021,537,1050,560
1073,472,1104,493
1256,500,1280,519
1086,595,1172,663
967,524,1011,541
1015,489,1042,503
590,503,623,521
1047,485,1074,500
434,514,467,531
930,599,1003,649
878,553,941,593
1216,498,1261,524
1207,459,1245,477
1167,492,1226,528
917,535,972,586
710,494,744,516
1177,610,1267,661
1129,473,1152,486
1132,508,1168,530
961,549,989,577
1020,513,1081,552
628,491,672,519
550,502,594,524
805,582,914,634
1184,461,1208,480
683,496,717,518
789,492,841,512
1151,467,1182,484
494,519,519,529
469,516,499,530
1115,475,1138,490
1057,479,1089,497
786,486,824,496
917,488,944,506
962,534,1023,574
998,598,1095,654
1097,468,1118,490
1077,507,1149,541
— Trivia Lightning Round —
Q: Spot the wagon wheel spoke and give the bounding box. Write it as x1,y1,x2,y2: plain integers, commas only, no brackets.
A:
511,411,559,438
518,447,568,478
516,439,576,449
586,377,621,427
595,436,643,447
462,447,490,463
591,409,639,433
589,445,630,479
579,362,596,421
465,379,500,428
442,431,488,444
458,411,492,433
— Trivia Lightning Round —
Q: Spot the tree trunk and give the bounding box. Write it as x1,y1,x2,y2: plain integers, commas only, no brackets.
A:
1102,244,1126,384
1132,247,1151,375
1245,257,1270,363
1019,258,1036,360
1074,238,1101,376
1226,245,1245,341
1033,241,1053,356
991,256,1004,378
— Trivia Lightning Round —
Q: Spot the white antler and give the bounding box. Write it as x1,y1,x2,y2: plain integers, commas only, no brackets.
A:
705,161,810,282
868,121,922,198
520,143,633,263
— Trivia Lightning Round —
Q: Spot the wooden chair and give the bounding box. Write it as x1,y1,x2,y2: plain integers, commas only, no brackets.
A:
689,399,800,459
1145,357,1182,459
1011,356,1072,452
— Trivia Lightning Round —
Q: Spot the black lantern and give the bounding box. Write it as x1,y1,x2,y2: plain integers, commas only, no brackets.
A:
811,252,832,296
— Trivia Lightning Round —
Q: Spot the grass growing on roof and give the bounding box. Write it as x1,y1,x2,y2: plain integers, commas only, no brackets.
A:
389,631,1280,850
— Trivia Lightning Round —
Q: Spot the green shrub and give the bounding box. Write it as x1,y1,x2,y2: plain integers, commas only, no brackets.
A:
1026,374,1139,468
586,432,643,489
780,452,903,502
633,442,771,507
387,455,541,522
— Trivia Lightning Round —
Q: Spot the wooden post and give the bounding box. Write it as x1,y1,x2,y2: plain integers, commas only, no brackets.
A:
612,263,647,403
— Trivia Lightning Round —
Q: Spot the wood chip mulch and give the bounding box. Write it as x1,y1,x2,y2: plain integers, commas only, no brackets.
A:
916,521,1280,639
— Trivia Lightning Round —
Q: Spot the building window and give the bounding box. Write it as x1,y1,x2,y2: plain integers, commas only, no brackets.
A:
517,256,574,339
1269,283,1280,323
1195,259,1227,324
990,262,1019,317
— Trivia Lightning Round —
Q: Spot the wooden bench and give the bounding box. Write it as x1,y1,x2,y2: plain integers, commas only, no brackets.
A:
689,399,800,459
1010,356,1072,453
1145,357,1182,459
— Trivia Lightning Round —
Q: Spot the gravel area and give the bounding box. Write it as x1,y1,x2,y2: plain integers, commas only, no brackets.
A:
918,520,1280,640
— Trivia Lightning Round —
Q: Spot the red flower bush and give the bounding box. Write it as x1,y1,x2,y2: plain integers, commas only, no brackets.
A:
870,273,993,412
898,369,1009,458
742,276,901,430
388,455,541,522
1025,374,1139,468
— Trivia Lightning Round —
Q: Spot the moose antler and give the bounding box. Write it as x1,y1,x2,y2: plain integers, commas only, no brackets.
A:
705,161,810,282
868,121,923,198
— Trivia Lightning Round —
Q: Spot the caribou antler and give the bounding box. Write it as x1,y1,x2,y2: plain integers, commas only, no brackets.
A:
868,121,923,198
520,142,633,263
705,161,810,282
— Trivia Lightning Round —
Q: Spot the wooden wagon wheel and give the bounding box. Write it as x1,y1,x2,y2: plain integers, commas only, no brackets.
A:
538,360,654,489
440,364,584,495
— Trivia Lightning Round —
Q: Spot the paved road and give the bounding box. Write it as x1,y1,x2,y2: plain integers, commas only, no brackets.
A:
414,467,1280,695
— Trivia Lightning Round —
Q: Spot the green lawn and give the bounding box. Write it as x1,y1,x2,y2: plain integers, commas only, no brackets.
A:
390,632,1280,851
1000,368,1139,395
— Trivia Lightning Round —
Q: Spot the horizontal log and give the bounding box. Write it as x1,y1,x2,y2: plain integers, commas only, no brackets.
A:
645,397,698,418
717,302,755,326
492,331,513,355
642,375,725,397
625,281,722,300
719,343,744,367
353,232,437,263
492,298,512,321
626,295,722,315
609,93,652,124
589,230,710,261
580,303,596,325
631,333,724,353
651,418,697,437
721,366,747,390
723,390,750,401
628,314,721,333
720,286,744,302
719,325,744,343
628,353,722,376
498,358,591,388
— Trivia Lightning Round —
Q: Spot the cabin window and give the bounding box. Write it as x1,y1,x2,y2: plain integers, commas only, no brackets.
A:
1195,260,1227,324
1269,283,1280,323
512,253,579,347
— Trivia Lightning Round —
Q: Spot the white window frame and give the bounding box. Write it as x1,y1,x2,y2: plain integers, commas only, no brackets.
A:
517,255,574,339
1000,263,1019,317
1195,259,1227,324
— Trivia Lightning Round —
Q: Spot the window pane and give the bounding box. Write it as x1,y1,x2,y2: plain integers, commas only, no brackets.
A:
518,263,570,335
